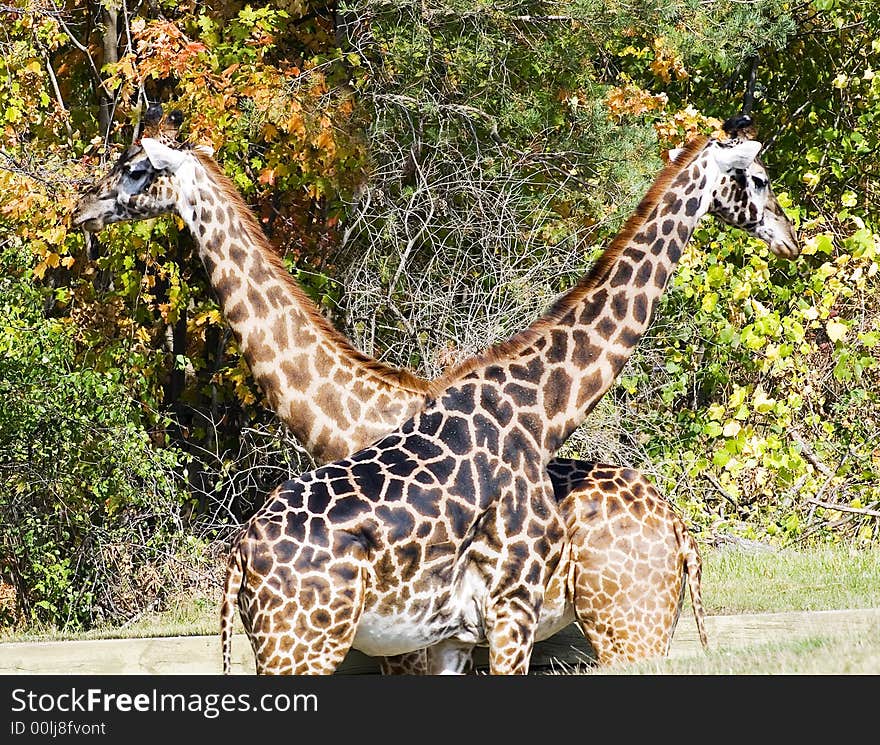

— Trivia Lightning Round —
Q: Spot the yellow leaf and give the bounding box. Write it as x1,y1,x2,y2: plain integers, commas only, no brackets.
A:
722,421,741,438
825,319,848,343
752,385,775,414
41,225,67,244
732,281,752,300
45,252,60,268
33,261,48,279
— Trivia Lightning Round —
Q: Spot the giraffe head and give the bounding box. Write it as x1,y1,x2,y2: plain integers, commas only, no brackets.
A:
669,115,799,259
72,106,211,232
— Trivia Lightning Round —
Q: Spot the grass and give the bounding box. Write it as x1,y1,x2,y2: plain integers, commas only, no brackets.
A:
0,593,223,644
698,543,880,614
3,543,880,674
587,619,880,675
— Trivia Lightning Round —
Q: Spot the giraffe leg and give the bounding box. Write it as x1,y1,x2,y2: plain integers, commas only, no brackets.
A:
241,565,367,675
426,641,475,675
484,595,541,675
379,650,429,675
482,478,565,675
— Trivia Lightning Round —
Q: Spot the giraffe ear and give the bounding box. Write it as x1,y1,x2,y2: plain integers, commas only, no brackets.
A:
714,140,762,172
141,137,188,172
193,144,215,157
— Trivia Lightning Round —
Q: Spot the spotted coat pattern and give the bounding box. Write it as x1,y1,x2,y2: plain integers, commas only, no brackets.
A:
73,119,798,674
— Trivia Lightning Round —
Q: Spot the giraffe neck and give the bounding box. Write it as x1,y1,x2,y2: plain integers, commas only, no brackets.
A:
173,154,430,463
435,139,715,460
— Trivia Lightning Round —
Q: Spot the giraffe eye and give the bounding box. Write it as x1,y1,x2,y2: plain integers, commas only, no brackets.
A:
751,175,767,189
122,161,152,187
125,160,151,176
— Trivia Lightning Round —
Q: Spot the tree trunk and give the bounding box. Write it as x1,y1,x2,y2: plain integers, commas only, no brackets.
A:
98,6,119,139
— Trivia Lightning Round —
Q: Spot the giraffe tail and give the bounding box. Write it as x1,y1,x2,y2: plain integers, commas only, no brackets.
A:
220,542,244,675
677,520,709,651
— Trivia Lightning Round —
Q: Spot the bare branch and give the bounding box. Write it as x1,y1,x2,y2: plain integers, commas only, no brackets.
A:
805,498,880,519
788,427,834,477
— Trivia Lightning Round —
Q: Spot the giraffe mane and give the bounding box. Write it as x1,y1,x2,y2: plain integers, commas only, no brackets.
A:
429,134,710,395
190,151,433,396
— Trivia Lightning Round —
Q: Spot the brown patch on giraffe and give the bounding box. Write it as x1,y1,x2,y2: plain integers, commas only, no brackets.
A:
543,424,564,454
504,381,538,407
246,331,275,363
614,326,641,349
571,330,601,367
214,271,242,303
635,261,653,288
256,372,282,401
653,263,669,289
516,411,543,440
610,292,629,320
271,316,289,348
677,223,690,242
609,262,633,288
344,398,363,423
394,543,421,582
201,253,217,278
575,369,604,410
632,294,648,324
264,284,288,309
247,283,270,319
595,316,617,340
249,252,274,285
543,366,573,419
229,244,247,267
280,358,311,393
278,635,295,653
310,608,332,627
546,330,569,363
638,221,658,247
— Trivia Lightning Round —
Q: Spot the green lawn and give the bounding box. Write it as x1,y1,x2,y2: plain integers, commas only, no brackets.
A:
699,543,880,614
587,627,880,675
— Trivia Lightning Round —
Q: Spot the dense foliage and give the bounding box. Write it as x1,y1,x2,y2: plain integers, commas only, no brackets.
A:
0,0,877,630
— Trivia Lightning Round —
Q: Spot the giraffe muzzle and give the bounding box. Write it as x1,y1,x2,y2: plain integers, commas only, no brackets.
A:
71,198,112,232
769,225,800,259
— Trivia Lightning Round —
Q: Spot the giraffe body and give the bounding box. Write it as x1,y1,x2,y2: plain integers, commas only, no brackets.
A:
73,114,796,673
217,128,795,674
224,390,569,674
549,459,705,665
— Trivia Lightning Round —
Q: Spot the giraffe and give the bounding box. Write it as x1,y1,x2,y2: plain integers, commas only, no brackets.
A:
545,458,705,665
213,121,796,674
72,110,800,676
71,107,712,672
73,106,432,466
